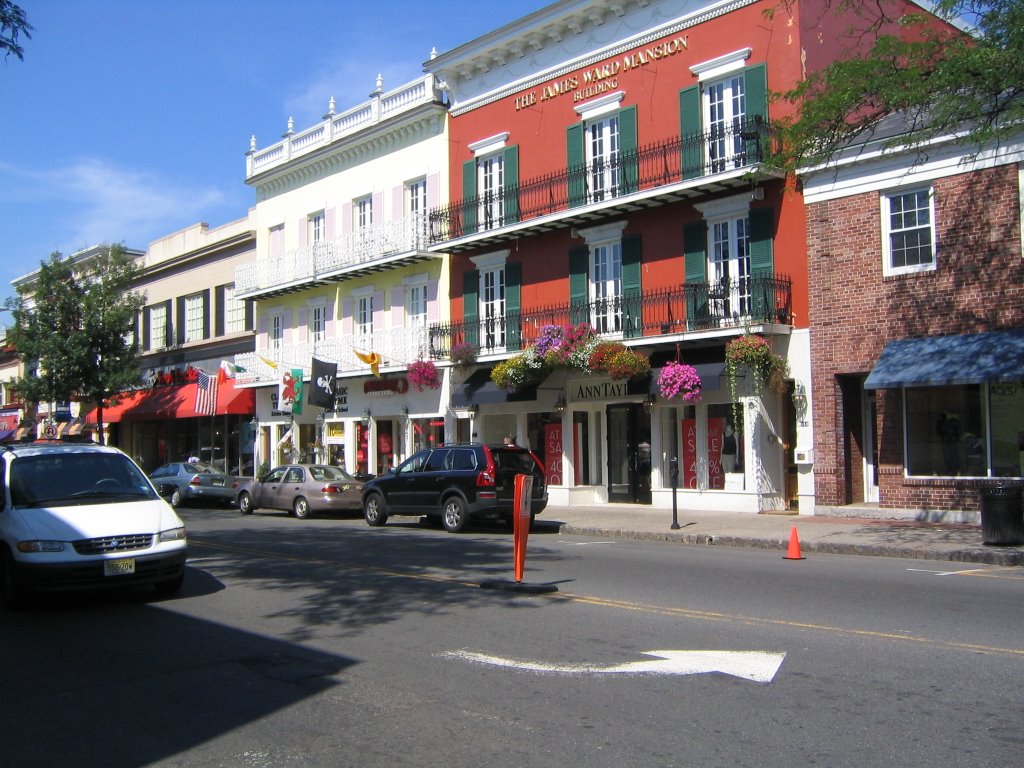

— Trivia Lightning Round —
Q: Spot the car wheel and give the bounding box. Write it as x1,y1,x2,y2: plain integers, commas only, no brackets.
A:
293,497,311,519
238,492,254,515
441,496,467,533
170,488,182,508
363,493,388,527
154,571,185,596
0,549,27,610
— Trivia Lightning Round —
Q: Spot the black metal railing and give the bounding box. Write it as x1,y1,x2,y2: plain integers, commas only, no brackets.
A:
428,273,791,359
429,116,773,244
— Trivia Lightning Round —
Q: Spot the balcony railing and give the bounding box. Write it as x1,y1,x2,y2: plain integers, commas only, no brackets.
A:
235,214,431,296
427,273,791,359
429,117,774,244
234,324,430,385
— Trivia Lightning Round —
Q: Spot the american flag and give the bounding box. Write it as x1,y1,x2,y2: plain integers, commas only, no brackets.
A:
195,370,219,415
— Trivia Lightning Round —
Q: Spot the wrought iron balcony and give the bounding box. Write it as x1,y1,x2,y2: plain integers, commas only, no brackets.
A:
234,214,432,299
427,273,791,360
428,117,776,246
233,325,430,386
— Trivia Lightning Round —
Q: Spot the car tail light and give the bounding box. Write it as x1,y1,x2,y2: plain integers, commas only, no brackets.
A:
478,449,496,487
189,475,202,486
322,484,343,494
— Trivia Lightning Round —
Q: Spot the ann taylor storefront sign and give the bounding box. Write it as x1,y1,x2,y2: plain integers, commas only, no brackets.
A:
570,379,630,402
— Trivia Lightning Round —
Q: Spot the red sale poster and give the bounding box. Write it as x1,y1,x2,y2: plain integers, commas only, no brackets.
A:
544,422,562,486
681,418,697,489
708,416,725,489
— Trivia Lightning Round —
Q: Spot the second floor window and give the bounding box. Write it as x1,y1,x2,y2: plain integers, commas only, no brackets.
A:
480,266,505,350
407,178,428,246
150,304,167,350
223,284,246,334
710,215,751,318
269,314,283,350
478,153,504,231
308,211,325,246
269,224,285,259
884,188,935,275
590,242,622,334
356,294,373,338
310,303,326,344
184,293,204,343
586,115,620,201
407,283,427,327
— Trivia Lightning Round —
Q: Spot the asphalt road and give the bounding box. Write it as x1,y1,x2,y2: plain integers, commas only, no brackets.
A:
3,506,1022,768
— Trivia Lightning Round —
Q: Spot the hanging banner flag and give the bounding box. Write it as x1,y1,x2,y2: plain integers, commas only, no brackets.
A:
309,358,338,408
279,368,304,415
219,360,246,384
354,348,382,378
195,370,219,416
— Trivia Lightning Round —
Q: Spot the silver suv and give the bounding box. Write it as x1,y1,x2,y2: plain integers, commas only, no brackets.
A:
0,442,188,608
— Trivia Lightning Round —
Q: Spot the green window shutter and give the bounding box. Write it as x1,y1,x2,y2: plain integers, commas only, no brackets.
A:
503,146,520,225
568,245,589,325
214,285,225,337
743,63,768,162
202,289,211,340
679,85,702,180
176,297,186,345
748,207,775,321
618,106,638,194
505,262,522,351
142,308,151,352
683,221,708,328
462,270,479,348
462,159,477,235
566,123,586,208
621,234,642,338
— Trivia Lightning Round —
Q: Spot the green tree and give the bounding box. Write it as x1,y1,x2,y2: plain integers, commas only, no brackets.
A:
769,0,1024,173
1,0,31,60
6,246,147,444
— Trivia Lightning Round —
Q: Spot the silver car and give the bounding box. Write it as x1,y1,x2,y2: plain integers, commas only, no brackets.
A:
236,464,364,519
148,462,238,508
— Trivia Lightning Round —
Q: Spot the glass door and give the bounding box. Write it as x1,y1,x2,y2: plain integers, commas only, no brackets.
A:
606,404,652,504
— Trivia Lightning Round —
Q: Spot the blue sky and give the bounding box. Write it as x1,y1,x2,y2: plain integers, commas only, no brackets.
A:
0,0,546,301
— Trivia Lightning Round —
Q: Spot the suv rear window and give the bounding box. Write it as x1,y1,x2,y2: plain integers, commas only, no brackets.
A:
492,449,538,473
449,449,478,470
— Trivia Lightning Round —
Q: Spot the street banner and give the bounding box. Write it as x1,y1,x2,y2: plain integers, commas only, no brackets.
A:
308,358,337,408
279,368,304,415
513,473,534,582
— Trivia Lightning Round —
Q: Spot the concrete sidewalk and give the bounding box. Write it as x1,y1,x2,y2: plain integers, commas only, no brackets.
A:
544,505,1024,566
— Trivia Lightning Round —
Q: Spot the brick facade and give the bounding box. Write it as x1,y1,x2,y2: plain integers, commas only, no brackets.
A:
808,163,1024,511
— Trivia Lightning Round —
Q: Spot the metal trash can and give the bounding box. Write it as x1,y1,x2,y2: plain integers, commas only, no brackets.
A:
979,483,1024,546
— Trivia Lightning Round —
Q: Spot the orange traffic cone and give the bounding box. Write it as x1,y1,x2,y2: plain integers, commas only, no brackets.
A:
783,526,805,560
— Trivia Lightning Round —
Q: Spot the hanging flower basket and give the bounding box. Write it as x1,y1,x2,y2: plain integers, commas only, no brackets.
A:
657,362,703,403
725,334,789,423
407,359,441,391
449,342,477,367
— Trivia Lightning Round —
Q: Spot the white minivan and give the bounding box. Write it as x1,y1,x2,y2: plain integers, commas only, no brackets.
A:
0,441,188,608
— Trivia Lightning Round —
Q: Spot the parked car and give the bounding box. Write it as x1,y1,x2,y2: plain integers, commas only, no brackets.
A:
148,462,238,507
0,442,188,608
236,464,364,519
361,443,547,533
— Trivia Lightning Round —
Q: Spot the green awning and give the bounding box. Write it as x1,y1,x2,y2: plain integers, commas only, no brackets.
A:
864,329,1024,389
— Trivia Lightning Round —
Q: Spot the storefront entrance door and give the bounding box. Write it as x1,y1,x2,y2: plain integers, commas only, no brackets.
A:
606,404,652,504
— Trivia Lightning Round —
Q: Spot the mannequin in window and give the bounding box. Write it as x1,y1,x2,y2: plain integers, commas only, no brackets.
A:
721,423,738,473
937,413,961,474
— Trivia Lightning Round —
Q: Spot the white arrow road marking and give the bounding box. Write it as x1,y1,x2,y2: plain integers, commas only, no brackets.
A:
443,649,786,683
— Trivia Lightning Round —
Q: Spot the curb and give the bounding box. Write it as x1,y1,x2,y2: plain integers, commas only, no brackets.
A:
558,525,1024,566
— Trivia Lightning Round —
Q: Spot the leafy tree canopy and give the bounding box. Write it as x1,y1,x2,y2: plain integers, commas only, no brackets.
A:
769,0,1024,173
6,246,147,443
1,0,31,61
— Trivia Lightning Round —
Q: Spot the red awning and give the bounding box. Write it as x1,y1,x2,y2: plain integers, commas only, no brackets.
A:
86,379,255,423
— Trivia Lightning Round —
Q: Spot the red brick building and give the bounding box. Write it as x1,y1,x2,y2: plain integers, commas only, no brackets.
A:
423,0,959,513
803,117,1024,517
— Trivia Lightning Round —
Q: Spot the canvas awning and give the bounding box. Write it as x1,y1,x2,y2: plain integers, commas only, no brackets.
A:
86,378,256,423
451,367,538,407
864,329,1024,389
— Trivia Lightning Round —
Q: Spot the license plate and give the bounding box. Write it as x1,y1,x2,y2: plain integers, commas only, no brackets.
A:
212,478,225,487
104,558,136,576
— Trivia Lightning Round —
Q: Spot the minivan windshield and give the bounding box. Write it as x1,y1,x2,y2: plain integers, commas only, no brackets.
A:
10,453,159,507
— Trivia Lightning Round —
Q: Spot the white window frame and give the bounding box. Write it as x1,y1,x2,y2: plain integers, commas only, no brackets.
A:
308,298,327,345
585,114,620,201
223,284,245,335
184,293,204,343
149,304,167,350
269,224,285,259
404,273,428,328
268,311,283,351
354,196,373,231
352,286,374,339
477,152,504,231
407,177,428,247
578,222,628,335
882,186,936,277
308,210,325,253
